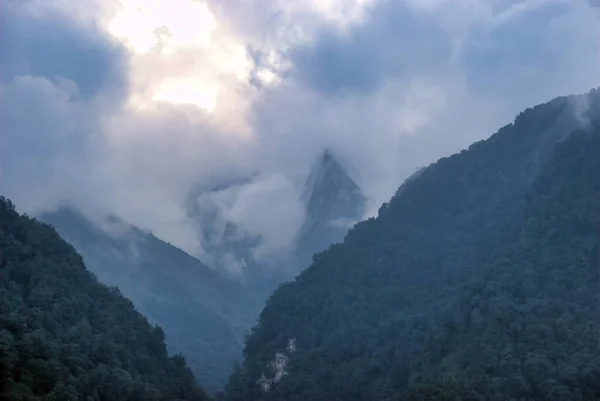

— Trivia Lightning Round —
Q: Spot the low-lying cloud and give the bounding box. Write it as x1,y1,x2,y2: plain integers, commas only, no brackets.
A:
1,0,599,268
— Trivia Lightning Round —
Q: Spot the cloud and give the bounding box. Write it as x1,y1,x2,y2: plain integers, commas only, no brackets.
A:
0,0,127,97
0,0,127,217
460,0,600,101
1,0,599,268
288,1,451,95
187,172,305,272
225,173,305,262
1,76,93,210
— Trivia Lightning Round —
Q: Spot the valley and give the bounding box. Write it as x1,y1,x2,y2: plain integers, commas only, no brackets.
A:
2,88,599,400
2,1,599,398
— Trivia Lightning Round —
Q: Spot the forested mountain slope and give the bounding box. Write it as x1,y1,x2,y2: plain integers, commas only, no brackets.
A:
38,148,367,394
0,197,209,401
40,208,261,394
405,121,600,400
225,89,600,400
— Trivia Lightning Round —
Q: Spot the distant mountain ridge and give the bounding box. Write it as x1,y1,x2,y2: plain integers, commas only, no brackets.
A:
39,207,261,394
37,149,368,394
0,197,209,400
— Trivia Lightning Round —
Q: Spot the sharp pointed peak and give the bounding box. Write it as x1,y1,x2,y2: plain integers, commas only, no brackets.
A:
319,148,341,166
313,148,344,174
301,147,362,205
307,148,343,180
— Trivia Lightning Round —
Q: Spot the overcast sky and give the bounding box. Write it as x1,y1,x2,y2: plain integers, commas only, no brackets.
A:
1,0,599,261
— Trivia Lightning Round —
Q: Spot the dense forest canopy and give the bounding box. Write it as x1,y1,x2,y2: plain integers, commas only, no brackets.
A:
405,125,600,400
0,198,209,401
225,89,600,401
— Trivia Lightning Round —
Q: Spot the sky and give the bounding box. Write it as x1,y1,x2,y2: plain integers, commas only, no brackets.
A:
1,0,599,267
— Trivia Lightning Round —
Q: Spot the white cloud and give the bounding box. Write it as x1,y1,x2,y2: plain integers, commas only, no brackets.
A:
226,173,305,261
1,0,599,267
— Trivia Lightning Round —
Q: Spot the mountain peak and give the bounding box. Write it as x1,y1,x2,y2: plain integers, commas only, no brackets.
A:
296,149,367,265
321,148,334,164
302,149,358,205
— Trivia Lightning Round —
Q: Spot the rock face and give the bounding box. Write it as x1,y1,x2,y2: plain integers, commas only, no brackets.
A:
295,149,367,268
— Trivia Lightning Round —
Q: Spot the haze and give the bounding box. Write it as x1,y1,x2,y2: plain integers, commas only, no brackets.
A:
2,0,599,264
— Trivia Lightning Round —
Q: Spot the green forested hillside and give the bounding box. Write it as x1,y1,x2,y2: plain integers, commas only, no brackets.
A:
0,198,209,401
405,127,600,400
40,208,262,394
225,89,600,401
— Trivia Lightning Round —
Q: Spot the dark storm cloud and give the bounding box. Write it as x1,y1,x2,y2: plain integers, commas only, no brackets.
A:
288,1,451,96
0,3,128,97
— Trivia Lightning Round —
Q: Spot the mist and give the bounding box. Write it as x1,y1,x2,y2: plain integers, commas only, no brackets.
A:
1,0,599,269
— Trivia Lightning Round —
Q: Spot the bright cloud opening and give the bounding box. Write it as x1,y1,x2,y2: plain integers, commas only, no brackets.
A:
107,0,217,53
106,0,242,113
152,78,220,112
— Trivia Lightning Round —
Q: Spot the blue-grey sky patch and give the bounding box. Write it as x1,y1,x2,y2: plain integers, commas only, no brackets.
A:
288,0,451,96
460,0,600,106
0,4,127,98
